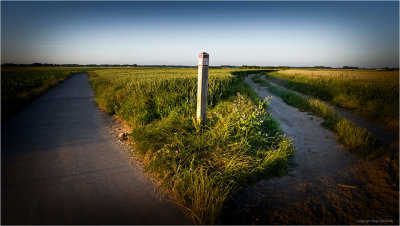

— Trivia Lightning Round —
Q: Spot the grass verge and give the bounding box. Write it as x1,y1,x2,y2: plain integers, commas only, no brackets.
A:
89,68,294,224
252,74,390,158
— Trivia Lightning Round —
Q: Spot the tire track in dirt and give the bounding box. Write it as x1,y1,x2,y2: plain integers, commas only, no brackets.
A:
265,75,398,150
221,74,398,224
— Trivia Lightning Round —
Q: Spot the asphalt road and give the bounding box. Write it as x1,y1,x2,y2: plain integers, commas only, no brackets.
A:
1,73,193,224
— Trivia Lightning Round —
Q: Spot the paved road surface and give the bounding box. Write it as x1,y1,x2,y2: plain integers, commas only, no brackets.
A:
1,73,193,224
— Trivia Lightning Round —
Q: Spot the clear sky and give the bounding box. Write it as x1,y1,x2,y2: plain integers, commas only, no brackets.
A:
1,1,399,67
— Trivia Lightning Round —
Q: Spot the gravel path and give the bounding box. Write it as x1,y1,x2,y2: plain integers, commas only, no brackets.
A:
221,74,398,224
1,73,193,224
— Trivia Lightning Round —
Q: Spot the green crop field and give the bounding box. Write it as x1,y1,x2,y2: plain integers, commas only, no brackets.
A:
88,68,294,223
89,68,243,124
265,69,399,130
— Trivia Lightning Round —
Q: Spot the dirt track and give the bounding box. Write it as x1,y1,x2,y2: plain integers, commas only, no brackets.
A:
1,73,193,224
266,76,398,150
221,75,398,224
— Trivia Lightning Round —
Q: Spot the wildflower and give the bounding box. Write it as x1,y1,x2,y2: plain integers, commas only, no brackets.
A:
214,112,216,114
161,103,164,106
175,150,178,154
157,150,160,153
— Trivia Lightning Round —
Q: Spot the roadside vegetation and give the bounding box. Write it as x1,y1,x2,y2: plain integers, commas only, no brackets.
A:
89,68,294,224
265,69,399,131
252,74,391,158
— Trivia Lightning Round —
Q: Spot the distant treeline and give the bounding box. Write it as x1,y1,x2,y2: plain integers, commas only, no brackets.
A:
241,65,399,70
1,63,398,71
240,65,290,69
1,63,139,67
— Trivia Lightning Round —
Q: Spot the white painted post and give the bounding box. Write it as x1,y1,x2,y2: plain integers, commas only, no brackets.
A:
197,52,209,122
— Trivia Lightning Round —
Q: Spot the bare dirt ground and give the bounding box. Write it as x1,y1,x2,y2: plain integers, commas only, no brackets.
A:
1,73,193,224
221,75,399,224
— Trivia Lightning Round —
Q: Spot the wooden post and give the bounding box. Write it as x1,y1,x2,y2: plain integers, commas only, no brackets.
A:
197,52,209,122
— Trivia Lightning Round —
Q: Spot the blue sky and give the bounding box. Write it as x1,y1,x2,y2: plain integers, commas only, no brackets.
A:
1,1,399,67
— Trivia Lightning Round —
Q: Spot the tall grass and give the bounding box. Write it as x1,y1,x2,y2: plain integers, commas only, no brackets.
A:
89,68,272,125
89,68,294,224
266,69,399,130
253,74,389,157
